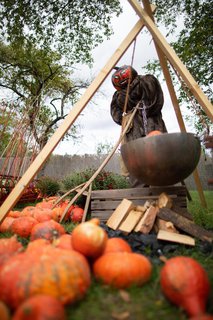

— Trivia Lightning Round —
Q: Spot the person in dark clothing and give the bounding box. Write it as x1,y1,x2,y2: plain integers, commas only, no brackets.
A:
110,65,167,186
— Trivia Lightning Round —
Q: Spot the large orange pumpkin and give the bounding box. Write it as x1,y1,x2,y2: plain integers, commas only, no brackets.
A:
32,208,53,222
71,207,84,223
25,238,51,254
12,294,66,320
21,206,36,217
93,252,152,289
30,219,66,241
0,246,91,308
160,256,211,317
8,210,21,218
71,218,108,259
53,234,73,251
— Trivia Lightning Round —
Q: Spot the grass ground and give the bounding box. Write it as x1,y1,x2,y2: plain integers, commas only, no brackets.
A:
1,191,213,319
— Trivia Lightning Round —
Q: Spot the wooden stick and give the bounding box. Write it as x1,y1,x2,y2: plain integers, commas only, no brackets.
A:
82,183,92,222
128,0,213,122
52,182,86,208
0,16,151,222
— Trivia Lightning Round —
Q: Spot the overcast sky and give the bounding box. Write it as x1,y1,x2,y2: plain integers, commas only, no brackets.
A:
54,1,188,155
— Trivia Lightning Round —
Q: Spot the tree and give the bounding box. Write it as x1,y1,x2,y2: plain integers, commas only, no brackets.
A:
0,0,122,65
145,0,212,135
0,41,89,151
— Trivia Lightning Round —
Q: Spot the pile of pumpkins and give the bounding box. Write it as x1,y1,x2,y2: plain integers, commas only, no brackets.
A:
0,198,212,320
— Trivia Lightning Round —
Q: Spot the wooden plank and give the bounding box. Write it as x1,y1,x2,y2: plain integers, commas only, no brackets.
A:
157,230,195,246
91,186,186,199
118,210,144,233
106,198,134,230
0,15,150,222
158,208,213,242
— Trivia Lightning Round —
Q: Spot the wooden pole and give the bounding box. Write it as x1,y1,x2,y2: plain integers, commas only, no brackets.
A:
0,12,155,222
141,0,207,207
128,0,213,122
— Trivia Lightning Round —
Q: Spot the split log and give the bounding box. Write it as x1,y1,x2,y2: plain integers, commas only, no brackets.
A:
155,218,179,234
106,198,134,230
157,192,173,209
158,207,213,242
118,210,144,233
135,205,159,234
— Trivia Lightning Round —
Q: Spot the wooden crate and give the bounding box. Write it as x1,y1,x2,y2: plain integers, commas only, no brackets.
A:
91,186,187,222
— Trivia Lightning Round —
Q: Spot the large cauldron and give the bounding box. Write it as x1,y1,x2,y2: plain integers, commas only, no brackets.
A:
121,132,201,186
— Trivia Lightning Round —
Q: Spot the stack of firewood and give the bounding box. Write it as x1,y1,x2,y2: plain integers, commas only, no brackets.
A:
106,193,213,245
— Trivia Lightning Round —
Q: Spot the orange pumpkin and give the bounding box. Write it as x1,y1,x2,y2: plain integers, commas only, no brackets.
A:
0,246,91,308
160,256,211,317
30,219,66,241
71,207,84,223
0,300,10,320
21,206,36,217
71,218,108,259
147,130,162,137
35,201,54,209
12,294,66,320
93,252,152,289
0,235,23,268
11,216,38,238
8,210,21,218
0,217,16,233
51,207,63,222
26,238,51,254
53,234,73,250
103,237,132,254
32,208,52,222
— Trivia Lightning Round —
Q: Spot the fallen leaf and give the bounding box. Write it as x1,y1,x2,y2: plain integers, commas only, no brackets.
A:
119,289,131,302
111,311,130,320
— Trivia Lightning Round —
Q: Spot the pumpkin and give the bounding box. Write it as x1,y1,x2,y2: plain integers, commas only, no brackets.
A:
71,218,108,259
8,210,21,218
71,207,84,223
25,238,51,254
103,237,132,254
53,234,73,250
0,217,16,233
160,256,211,317
21,206,36,217
30,219,66,241
93,252,152,289
32,208,52,222
59,201,75,221
147,130,162,137
35,201,54,209
0,235,23,268
12,294,66,320
11,216,38,238
51,207,63,222
0,246,91,308
0,300,10,320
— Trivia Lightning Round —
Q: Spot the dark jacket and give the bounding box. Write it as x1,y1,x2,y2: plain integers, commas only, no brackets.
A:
110,74,167,142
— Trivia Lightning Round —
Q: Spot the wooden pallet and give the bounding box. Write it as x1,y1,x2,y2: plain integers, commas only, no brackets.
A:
91,186,187,222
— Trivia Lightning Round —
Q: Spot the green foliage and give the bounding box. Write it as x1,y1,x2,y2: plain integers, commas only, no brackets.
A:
0,1,122,64
62,168,130,192
146,0,212,135
0,41,83,150
188,191,213,230
35,176,61,197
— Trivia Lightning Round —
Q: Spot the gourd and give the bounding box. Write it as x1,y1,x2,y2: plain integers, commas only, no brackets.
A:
12,294,66,320
160,256,211,317
71,218,108,259
53,234,73,250
0,217,16,233
71,207,84,223
93,252,152,289
147,130,162,137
